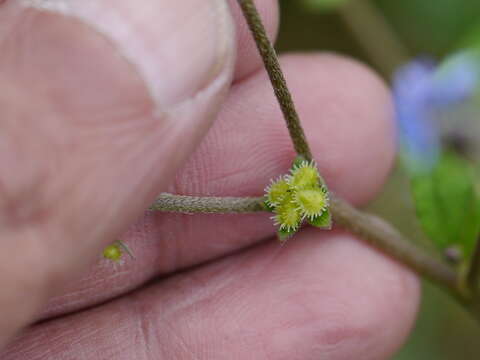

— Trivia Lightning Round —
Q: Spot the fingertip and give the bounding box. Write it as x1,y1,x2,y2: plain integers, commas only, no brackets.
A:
250,229,420,359
297,230,420,359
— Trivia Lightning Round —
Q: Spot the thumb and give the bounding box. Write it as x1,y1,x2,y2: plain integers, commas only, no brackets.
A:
0,0,235,346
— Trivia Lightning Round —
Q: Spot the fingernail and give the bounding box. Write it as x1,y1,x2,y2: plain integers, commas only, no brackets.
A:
21,0,235,110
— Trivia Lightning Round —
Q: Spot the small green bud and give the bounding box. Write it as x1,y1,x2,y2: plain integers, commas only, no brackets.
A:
278,227,297,242
274,195,302,231
308,208,332,229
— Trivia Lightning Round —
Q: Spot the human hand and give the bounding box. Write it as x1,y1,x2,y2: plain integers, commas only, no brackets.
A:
0,0,419,358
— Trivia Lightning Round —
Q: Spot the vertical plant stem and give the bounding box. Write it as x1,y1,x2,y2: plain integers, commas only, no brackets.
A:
236,0,312,161
235,0,464,302
337,0,410,78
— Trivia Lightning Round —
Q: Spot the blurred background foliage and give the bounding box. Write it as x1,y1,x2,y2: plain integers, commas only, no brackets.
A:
276,0,480,358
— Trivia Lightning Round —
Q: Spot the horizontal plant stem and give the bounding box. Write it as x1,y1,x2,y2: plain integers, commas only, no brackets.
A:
151,193,265,213
151,193,460,296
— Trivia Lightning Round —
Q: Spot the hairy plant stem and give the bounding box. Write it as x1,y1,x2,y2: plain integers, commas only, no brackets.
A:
151,194,265,213
150,0,478,316
236,0,312,160
152,194,459,295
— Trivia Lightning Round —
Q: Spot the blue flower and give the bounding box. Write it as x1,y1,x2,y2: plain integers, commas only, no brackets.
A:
393,51,479,175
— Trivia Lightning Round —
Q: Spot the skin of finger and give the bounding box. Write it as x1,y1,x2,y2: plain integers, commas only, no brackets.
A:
0,0,277,322
1,229,420,360
0,0,236,347
42,53,396,320
0,0,275,345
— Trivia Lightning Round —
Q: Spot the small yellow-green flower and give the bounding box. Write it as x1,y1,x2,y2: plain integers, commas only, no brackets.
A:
273,195,302,231
288,160,320,189
103,243,123,261
294,187,329,220
265,177,290,206
102,240,135,262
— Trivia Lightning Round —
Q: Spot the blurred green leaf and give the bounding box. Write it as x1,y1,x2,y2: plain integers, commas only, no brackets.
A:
411,152,480,259
458,21,480,52
377,0,480,55
302,0,349,12
307,209,332,229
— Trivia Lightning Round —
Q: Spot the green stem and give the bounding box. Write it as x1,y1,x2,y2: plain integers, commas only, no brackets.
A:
466,235,480,295
115,239,135,260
